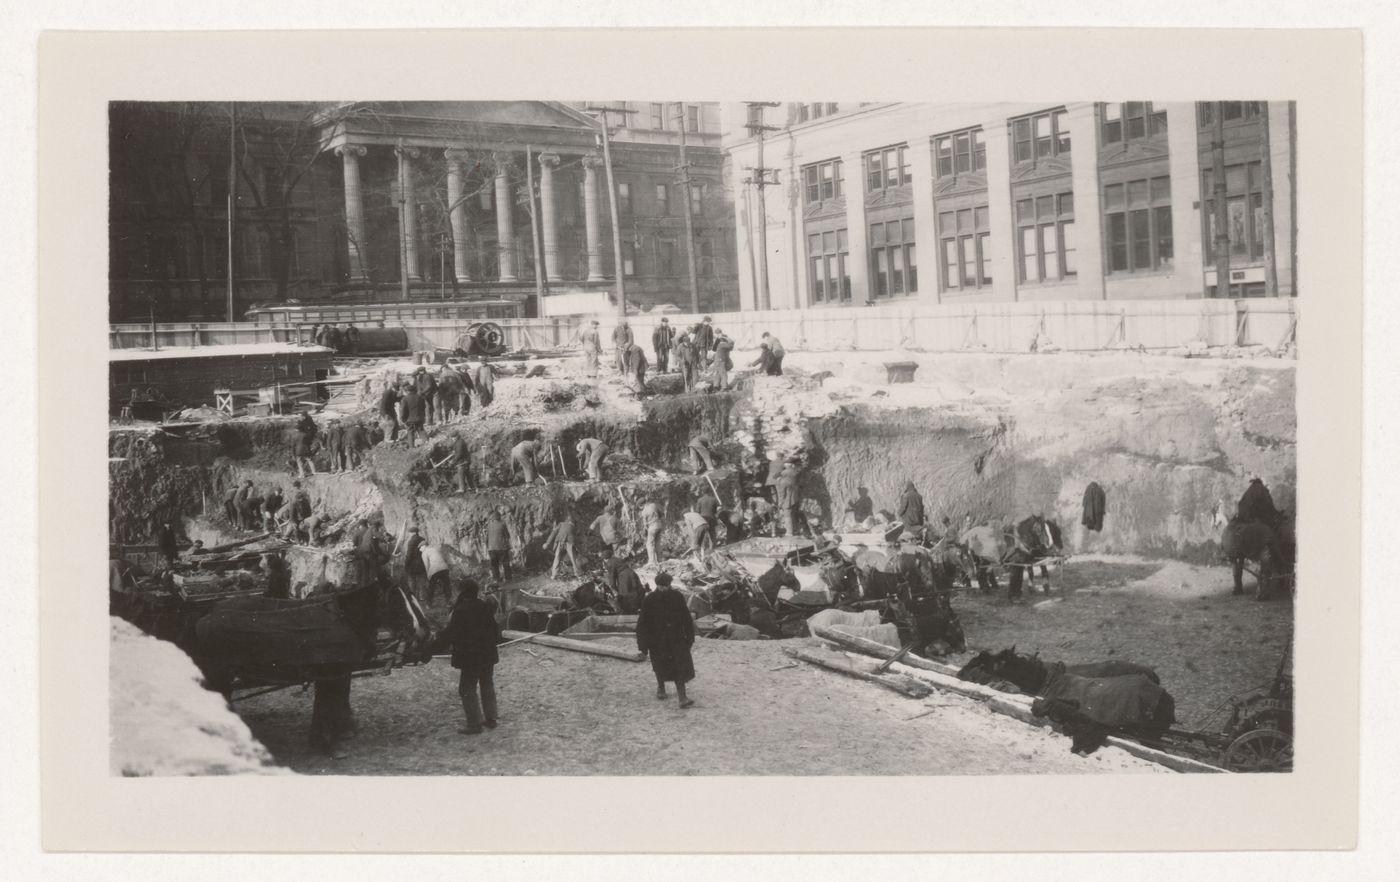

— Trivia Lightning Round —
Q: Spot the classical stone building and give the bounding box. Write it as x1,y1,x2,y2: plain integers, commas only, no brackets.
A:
723,101,1296,311
108,101,738,322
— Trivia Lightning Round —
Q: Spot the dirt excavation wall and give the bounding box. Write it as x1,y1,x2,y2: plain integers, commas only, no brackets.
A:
109,350,1295,575
794,352,1295,563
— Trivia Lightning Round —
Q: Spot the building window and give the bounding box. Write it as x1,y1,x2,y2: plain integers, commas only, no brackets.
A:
1011,108,1070,163
657,240,676,275
795,104,809,123
649,103,666,130
617,182,632,214
686,105,700,133
654,183,669,215
1198,101,1263,126
1016,192,1076,283
621,241,637,277
933,128,986,178
864,145,911,192
802,158,844,205
826,103,839,115
1102,102,1168,144
1104,175,1173,274
938,204,991,291
870,218,917,298
690,183,703,215
1203,161,1266,263
807,228,850,305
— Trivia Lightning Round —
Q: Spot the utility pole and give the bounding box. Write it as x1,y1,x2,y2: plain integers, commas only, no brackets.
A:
744,102,781,311
525,144,547,307
584,104,637,318
674,102,701,314
396,138,410,302
1259,102,1279,298
227,102,236,322
1211,102,1231,298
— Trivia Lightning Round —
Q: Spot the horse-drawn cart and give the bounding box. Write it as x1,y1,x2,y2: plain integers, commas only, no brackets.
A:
1157,640,1294,772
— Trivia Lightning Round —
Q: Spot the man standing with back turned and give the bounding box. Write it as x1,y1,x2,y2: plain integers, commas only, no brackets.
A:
434,578,502,735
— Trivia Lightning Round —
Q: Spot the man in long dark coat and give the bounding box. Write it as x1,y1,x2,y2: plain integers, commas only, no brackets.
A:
898,482,926,536
433,578,503,735
636,573,696,707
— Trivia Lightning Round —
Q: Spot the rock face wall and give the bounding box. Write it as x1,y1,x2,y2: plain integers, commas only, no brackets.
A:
796,353,1296,563
108,352,1295,574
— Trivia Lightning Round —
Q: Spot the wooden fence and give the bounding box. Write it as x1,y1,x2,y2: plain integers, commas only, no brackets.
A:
111,298,1297,356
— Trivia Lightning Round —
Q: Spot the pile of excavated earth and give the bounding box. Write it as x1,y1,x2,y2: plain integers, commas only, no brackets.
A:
109,342,1295,775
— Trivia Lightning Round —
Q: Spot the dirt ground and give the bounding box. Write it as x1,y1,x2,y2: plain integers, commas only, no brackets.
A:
237,636,1167,776
946,555,1294,731
231,554,1288,775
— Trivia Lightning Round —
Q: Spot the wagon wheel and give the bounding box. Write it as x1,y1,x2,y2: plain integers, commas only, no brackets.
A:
1223,727,1293,773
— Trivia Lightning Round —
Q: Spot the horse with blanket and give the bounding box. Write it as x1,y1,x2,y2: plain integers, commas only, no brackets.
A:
192,568,435,757
1221,478,1296,600
957,647,1174,755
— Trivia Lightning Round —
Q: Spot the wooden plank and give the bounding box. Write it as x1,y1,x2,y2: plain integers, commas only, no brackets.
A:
782,645,932,699
810,626,960,676
501,629,643,662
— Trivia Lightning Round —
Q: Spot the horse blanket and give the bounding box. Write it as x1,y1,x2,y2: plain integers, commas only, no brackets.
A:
194,594,370,669
1032,664,1173,731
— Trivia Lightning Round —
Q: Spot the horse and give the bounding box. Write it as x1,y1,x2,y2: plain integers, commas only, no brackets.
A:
854,544,967,655
1221,512,1295,600
958,648,1160,691
191,568,435,755
967,647,1175,755
957,516,1064,599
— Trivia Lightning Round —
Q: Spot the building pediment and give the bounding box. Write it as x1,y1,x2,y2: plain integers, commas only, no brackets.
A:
319,101,603,152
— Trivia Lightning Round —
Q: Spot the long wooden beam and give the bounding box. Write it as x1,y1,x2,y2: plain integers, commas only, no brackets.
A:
501,629,643,662
782,645,933,699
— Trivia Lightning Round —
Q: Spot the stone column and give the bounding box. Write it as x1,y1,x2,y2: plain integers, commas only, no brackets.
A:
1065,102,1107,299
396,146,423,282
841,150,870,305
335,144,369,281
905,129,939,304
444,149,472,282
983,118,1018,302
493,153,517,282
581,154,606,282
538,153,563,282
1164,103,1206,298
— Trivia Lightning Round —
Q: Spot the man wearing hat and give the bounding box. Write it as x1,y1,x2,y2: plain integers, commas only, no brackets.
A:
652,317,675,374
693,315,715,354
611,320,634,375
579,319,603,378
636,572,696,708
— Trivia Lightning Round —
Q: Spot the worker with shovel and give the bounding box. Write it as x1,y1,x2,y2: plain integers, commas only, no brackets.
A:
510,439,548,486
546,510,581,580
576,437,610,483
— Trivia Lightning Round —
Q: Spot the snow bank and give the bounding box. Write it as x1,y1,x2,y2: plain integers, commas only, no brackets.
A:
110,617,290,776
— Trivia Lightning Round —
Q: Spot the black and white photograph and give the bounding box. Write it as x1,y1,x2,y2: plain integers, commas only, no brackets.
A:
104,97,1302,778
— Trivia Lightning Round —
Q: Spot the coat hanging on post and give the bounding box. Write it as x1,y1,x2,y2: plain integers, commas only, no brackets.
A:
1082,482,1107,532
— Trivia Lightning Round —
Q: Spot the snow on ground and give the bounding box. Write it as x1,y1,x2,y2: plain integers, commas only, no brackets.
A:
110,617,289,776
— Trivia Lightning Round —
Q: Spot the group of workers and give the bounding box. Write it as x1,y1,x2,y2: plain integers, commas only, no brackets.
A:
577,314,780,395
377,360,496,449
306,322,361,354
222,478,317,540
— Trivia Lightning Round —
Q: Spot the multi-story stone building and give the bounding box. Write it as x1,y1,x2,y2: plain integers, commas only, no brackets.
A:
108,101,738,322
723,101,1296,311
